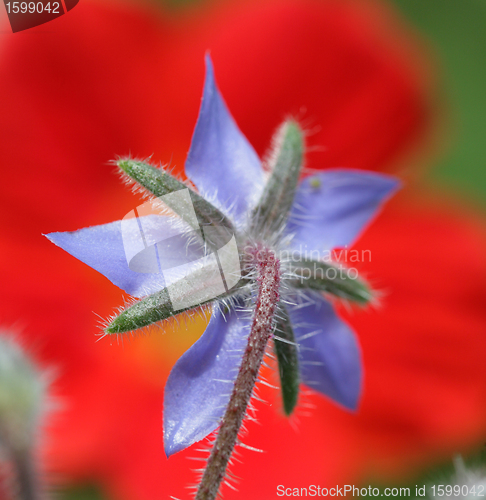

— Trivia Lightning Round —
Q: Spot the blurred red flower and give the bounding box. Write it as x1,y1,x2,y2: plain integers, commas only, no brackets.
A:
0,0,485,499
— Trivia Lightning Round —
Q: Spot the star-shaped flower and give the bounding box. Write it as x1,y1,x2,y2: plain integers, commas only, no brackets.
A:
47,55,399,458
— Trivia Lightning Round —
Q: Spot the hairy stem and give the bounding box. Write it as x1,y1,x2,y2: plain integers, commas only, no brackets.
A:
195,247,280,500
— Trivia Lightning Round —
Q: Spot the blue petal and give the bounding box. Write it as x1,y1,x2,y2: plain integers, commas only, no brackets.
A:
164,303,251,456
286,169,400,253
288,293,362,410
46,215,204,298
185,55,264,224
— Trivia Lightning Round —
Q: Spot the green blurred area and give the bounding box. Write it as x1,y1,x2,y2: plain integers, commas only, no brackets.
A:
390,0,486,210
60,485,104,500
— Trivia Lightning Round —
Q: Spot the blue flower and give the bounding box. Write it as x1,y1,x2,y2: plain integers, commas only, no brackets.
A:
47,55,399,458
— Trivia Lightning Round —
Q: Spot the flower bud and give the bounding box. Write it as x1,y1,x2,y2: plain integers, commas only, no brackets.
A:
0,335,46,455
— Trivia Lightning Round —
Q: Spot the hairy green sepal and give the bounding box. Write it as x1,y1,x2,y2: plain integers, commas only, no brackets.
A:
106,277,247,334
106,289,174,334
289,259,372,305
118,159,235,251
105,289,215,334
274,305,300,415
251,120,303,237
